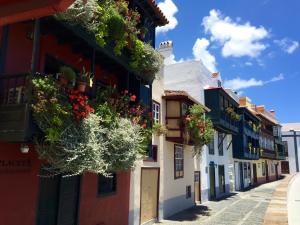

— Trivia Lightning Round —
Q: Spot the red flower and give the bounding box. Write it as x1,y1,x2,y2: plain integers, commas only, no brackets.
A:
130,95,136,102
142,123,147,129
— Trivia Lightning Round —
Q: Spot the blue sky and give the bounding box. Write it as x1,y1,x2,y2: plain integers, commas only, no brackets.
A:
155,0,300,123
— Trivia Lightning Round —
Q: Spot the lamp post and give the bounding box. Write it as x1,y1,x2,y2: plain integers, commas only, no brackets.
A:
290,130,299,172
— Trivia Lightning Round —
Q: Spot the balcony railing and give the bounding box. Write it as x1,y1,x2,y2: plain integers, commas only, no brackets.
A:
260,148,276,159
219,111,239,133
0,74,33,142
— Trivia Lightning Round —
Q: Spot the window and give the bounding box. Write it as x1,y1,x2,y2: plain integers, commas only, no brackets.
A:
220,95,224,110
283,141,288,156
218,132,224,156
152,101,160,124
145,145,158,162
208,138,215,155
186,185,191,199
181,102,188,115
174,145,184,179
98,173,117,196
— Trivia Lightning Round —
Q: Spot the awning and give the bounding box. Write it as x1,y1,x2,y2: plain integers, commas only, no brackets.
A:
0,0,75,26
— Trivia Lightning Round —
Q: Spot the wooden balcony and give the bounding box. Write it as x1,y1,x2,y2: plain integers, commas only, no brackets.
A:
275,138,286,160
260,148,276,159
0,74,34,142
163,90,197,145
204,88,239,135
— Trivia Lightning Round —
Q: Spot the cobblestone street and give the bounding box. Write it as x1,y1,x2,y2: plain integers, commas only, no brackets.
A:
155,180,281,225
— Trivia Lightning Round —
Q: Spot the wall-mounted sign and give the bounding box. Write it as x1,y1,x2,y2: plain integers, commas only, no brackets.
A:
0,159,31,172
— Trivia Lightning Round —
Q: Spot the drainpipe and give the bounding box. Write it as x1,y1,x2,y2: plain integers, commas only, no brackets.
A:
290,130,299,172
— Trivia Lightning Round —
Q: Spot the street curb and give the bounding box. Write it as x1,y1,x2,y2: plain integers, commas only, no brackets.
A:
263,175,295,225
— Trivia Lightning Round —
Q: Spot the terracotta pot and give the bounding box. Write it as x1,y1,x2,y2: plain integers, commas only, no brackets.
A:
77,81,87,93
59,77,68,86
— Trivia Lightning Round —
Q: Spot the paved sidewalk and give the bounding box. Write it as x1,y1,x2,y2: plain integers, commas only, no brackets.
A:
287,173,300,225
263,175,293,225
155,180,282,225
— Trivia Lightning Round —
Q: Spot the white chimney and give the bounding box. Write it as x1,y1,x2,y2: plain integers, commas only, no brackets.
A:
158,41,174,65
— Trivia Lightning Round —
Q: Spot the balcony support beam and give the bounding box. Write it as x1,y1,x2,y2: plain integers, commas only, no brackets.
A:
0,25,9,74
31,19,41,73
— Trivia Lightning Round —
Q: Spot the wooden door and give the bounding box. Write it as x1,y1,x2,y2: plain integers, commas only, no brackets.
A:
253,164,258,184
209,163,216,200
37,168,80,225
239,162,244,189
275,164,279,179
194,171,201,203
56,176,80,225
140,168,159,224
265,161,269,181
36,171,60,225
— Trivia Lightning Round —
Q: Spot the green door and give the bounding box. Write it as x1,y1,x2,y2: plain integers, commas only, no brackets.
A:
218,165,225,194
36,168,80,225
209,162,216,200
36,171,60,225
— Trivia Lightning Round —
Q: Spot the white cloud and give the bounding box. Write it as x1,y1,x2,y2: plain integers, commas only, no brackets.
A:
202,9,269,58
164,54,184,65
156,0,178,33
274,38,299,54
224,73,284,90
245,62,253,66
192,38,217,72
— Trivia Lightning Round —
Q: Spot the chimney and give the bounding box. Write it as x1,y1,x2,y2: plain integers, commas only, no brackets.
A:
256,105,265,113
158,41,174,65
270,109,276,118
239,96,252,107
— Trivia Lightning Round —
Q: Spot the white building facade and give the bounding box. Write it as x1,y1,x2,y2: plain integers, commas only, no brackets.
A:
282,123,300,174
158,41,231,202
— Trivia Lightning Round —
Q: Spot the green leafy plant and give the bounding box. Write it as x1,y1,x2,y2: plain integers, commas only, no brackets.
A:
56,0,162,80
59,66,76,83
153,123,168,136
225,107,241,122
32,76,151,175
185,104,214,155
31,75,73,143
130,40,163,81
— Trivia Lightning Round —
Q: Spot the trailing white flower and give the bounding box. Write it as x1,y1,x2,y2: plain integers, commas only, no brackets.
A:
105,118,146,171
36,114,111,176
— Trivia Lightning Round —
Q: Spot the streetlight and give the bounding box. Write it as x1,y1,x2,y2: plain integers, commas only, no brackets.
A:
290,130,299,172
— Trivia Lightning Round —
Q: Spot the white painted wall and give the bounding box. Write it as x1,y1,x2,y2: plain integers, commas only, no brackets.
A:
158,43,230,203
162,142,195,218
129,70,165,225
282,130,300,174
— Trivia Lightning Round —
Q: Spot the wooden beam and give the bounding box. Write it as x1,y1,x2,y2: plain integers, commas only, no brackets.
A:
31,19,40,73
0,25,9,74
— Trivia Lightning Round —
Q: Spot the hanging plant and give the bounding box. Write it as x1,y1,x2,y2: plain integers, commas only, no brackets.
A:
184,104,214,155
56,0,162,80
225,107,240,122
153,123,168,136
31,75,151,175
130,39,163,81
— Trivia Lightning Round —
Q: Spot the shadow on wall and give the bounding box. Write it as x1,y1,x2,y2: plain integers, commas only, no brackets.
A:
166,205,211,222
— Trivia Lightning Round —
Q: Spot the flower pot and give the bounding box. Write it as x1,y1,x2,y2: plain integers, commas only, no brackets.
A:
77,82,87,93
59,77,68,86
